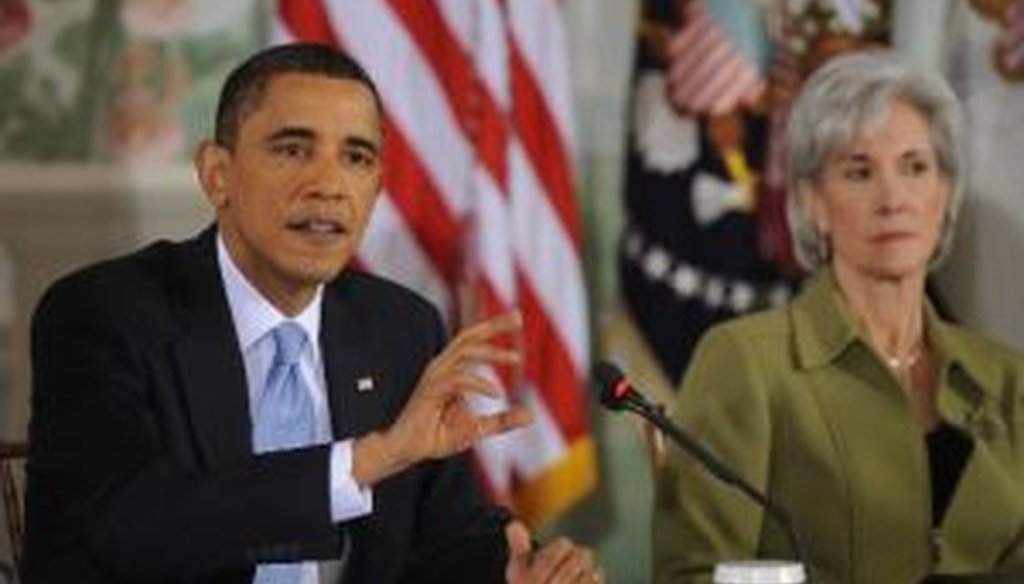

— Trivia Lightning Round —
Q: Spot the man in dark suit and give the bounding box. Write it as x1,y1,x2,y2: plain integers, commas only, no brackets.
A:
22,43,601,584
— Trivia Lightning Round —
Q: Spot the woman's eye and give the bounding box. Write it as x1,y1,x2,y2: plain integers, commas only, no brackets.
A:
906,159,931,175
842,166,870,181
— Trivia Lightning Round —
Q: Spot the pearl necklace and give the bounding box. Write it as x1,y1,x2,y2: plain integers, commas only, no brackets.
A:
885,342,923,371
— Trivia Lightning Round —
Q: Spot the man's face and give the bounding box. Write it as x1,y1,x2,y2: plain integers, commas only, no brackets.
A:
198,72,383,313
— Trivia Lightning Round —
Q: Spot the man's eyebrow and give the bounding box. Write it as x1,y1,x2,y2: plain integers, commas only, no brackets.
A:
265,126,379,154
266,126,316,143
345,135,380,155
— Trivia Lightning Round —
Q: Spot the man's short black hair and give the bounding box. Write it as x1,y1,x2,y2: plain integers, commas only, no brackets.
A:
214,42,383,148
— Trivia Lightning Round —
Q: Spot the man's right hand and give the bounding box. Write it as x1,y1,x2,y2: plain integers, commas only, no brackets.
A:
352,311,532,486
505,521,603,584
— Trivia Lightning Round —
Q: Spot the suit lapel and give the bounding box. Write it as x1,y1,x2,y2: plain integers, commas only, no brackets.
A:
167,234,393,463
321,276,390,440
939,440,1024,568
935,363,1023,567
169,229,253,467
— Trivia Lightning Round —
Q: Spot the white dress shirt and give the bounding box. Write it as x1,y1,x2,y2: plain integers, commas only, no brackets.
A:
217,236,372,584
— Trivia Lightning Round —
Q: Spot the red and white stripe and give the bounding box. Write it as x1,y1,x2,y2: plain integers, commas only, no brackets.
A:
275,0,594,526
664,0,764,115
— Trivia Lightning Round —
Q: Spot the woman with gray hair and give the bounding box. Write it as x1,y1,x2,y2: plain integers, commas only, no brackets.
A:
652,50,1024,583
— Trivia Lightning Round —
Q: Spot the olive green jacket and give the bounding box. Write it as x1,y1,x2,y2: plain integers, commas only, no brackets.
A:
653,270,1024,584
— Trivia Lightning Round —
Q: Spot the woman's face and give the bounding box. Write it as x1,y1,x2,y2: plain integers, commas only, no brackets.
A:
807,98,951,282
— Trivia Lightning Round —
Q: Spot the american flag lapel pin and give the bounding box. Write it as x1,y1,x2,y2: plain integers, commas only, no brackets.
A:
356,375,375,393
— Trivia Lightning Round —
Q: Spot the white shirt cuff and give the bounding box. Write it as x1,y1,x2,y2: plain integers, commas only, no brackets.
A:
329,440,374,521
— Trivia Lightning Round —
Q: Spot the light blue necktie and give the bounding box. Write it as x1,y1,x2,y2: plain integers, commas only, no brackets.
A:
253,322,315,584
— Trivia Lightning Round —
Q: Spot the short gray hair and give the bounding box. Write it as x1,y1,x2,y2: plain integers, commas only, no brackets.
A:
786,50,965,270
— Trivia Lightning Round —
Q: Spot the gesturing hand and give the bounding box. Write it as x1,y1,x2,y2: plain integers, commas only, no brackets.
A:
505,521,603,584
353,311,532,486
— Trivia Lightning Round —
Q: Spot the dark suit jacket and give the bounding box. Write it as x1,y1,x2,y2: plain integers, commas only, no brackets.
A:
22,228,509,583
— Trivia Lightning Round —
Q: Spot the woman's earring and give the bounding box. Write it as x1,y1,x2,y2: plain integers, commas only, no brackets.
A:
817,232,831,262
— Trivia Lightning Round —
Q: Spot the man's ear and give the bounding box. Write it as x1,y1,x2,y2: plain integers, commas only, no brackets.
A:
194,140,231,208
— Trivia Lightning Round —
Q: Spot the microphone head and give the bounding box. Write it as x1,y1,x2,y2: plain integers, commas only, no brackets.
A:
592,361,631,411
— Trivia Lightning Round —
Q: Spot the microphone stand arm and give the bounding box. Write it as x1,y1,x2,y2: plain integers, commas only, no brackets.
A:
627,399,807,568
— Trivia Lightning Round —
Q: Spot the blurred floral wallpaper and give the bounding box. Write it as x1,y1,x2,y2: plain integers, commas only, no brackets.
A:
0,0,264,163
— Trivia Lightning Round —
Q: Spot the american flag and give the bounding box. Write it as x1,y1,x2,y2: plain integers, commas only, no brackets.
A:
273,0,595,527
663,0,764,116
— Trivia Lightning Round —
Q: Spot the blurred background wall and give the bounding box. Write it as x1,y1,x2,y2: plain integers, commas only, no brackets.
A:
2,1,1023,582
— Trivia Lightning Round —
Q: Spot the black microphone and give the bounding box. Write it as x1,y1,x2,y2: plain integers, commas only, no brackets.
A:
592,361,807,570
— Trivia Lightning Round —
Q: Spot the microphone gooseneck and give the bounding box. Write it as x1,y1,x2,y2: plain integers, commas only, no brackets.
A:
592,361,807,572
